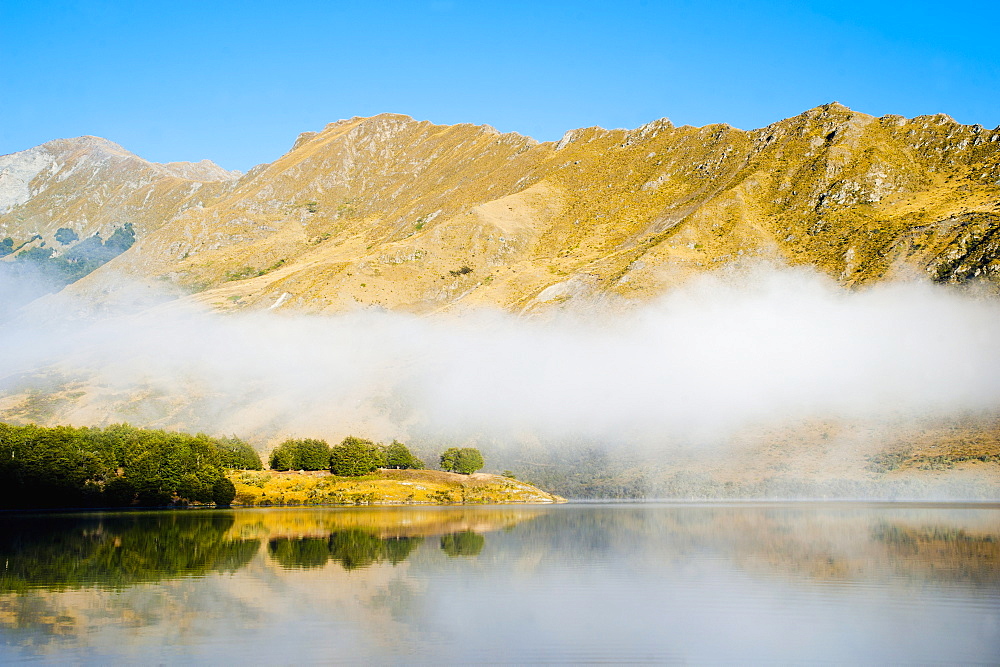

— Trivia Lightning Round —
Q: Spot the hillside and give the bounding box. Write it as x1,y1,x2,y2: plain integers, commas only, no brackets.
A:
229,468,564,506
1,103,998,316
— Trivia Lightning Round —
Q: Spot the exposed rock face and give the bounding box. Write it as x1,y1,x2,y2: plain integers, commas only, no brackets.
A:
2,104,998,315
0,137,238,266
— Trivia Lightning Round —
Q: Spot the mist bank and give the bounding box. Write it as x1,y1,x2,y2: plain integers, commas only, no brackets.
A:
1,264,999,497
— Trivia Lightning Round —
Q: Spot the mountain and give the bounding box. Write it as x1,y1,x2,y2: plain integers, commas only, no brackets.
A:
0,136,237,242
2,103,998,316
1,105,999,498
0,136,239,312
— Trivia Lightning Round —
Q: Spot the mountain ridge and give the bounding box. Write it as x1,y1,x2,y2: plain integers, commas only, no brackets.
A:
2,103,998,318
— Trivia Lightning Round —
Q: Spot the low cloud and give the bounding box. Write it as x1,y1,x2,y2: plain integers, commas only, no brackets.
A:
1,265,999,452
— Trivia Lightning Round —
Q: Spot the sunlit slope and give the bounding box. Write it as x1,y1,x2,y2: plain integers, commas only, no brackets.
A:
60,103,997,314
4,105,997,315
0,136,238,250
228,469,563,507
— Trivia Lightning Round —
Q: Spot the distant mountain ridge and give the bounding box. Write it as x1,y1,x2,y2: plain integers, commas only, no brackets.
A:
1,103,998,315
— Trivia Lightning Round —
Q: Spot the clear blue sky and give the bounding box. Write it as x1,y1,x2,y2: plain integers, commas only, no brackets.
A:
2,0,998,172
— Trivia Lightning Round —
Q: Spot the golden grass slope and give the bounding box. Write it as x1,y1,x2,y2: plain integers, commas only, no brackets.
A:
66,103,995,315
229,468,565,507
4,104,997,315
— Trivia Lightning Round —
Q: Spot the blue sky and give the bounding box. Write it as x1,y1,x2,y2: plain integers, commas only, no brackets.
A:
2,0,998,172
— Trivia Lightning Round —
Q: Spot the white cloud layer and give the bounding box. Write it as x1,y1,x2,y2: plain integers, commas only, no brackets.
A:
2,265,999,449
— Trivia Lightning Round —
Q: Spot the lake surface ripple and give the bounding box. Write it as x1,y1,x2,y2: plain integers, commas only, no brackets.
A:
1,503,997,664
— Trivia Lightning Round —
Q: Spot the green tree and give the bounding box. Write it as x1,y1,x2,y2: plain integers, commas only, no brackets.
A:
295,438,331,470
104,223,136,254
269,443,296,471
214,436,263,470
439,447,459,473
384,440,423,469
268,438,331,471
212,476,236,507
329,436,384,477
439,447,484,474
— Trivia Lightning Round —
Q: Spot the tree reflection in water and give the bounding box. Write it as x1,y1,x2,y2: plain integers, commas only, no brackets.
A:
268,530,434,570
440,530,485,557
0,512,259,592
267,529,489,569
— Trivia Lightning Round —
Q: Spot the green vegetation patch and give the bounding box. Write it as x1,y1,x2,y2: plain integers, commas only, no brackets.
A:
0,422,262,510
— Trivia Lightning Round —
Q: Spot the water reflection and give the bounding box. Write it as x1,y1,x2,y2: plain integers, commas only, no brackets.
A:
0,512,258,592
872,521,1000,585
268,532,425,570
440,530,485,557
0,504,996,664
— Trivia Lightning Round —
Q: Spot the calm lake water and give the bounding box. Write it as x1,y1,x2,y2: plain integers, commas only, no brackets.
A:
1,503,998,664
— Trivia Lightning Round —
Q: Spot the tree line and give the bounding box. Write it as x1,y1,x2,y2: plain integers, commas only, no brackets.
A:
0,420,490,510
0,422,262,510
269,436,426,475
268,437,485,476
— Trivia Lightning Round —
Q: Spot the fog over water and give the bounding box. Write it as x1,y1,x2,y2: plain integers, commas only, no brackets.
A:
1,264,998,457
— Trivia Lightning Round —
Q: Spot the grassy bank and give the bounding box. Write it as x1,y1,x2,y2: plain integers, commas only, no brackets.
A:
229,468,565,506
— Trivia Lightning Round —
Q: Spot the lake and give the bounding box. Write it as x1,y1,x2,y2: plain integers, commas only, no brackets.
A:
1,503,998,664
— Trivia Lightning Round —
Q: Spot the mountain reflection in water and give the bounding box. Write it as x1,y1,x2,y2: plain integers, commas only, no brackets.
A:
0,504,997,664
